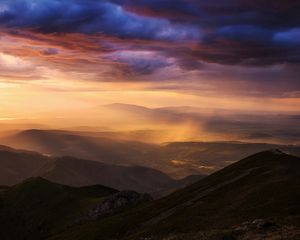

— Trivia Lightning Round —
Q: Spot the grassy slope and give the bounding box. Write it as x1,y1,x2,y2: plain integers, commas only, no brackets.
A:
50,151,300,240
40,157,177,193
0,150,50,185
0,178,117,240
0,144,182,195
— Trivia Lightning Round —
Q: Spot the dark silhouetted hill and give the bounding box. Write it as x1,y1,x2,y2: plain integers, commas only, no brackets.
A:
48,150,300,240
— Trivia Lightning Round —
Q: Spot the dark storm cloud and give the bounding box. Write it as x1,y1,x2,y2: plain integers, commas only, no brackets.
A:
121,0,300,28
119,0,300,66
0,0,299,88
0,0,200,41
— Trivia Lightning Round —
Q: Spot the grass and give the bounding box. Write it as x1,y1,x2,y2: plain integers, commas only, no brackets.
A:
1,151,300,240
49,151,300,240
0,178,117,240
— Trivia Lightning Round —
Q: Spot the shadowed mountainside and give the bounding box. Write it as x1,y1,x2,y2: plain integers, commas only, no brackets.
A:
49,150,300,240
0,178,119,240
0,147,50,185
1,150,299,240
37,156,180,193
0,145,198,194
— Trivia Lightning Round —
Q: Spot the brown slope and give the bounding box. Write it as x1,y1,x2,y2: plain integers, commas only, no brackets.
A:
0,149,50,185
49,150,300,240
131,150,300,235
38,156,178,193
0,145,197,195
0,129,166,170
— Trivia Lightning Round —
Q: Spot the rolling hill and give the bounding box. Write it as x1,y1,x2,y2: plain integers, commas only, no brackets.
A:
1,150,300,240
0,147,50,185
0,145,195,194
49,150,300,239
0,178,119,240
1,129,300,178
37,156,180,193
0,129,168,170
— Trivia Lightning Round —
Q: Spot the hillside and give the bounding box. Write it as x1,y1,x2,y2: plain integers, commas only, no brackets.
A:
0,148,50,185
0,145,193,195
0,129,168,171
1,129,300,178
133,150,300,234
1,150,300,239
38,156,179,193
48,150,300,240
0,178,122,240
162,141,300,176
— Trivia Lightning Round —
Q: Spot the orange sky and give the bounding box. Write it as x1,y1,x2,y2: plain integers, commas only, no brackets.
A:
0,26,299,124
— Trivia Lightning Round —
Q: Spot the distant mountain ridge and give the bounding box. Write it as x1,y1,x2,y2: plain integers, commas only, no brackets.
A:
37,156,179,193
1,129,300,178
0,148,50,186
1,129,165,167
101,103,152,112
0,145,198,195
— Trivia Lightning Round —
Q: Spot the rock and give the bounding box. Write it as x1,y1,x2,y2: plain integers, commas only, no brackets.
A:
235,219,277,233
252,219,277,230
77,191,153,223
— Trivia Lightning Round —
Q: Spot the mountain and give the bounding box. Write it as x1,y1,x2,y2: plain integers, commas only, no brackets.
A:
0,147,50,185
0,178,119,240
1,129,300,178
99,104,300,145
47,150,300,240
162,141,300,176
98,103,200,138
38,156,179,193
132,150,300,234
2,150,300,239
0,145,195,194
100,103,179,122
101,103,153,113
0,129,167,170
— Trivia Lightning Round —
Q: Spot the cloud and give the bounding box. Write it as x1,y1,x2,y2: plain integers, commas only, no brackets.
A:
0,52,46,81
0,0,200,41
109,50,174,75
0,0,299,99
273,28,300,45
215,25,272,43
118,1,300,28
40,48,60,56
0,0,299,68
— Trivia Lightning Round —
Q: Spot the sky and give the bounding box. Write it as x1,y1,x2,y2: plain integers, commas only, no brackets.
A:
0,0,300,122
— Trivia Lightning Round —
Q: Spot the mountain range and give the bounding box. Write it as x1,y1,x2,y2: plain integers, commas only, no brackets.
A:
98,103,300,145
1,129,300,178
0,150,299,239
0,145,200,195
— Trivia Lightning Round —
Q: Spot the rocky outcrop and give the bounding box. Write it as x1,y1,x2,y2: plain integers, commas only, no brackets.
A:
78,191,153,222
235,219,277,232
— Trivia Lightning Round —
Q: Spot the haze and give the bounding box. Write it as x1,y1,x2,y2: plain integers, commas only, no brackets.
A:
0,0,299,144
